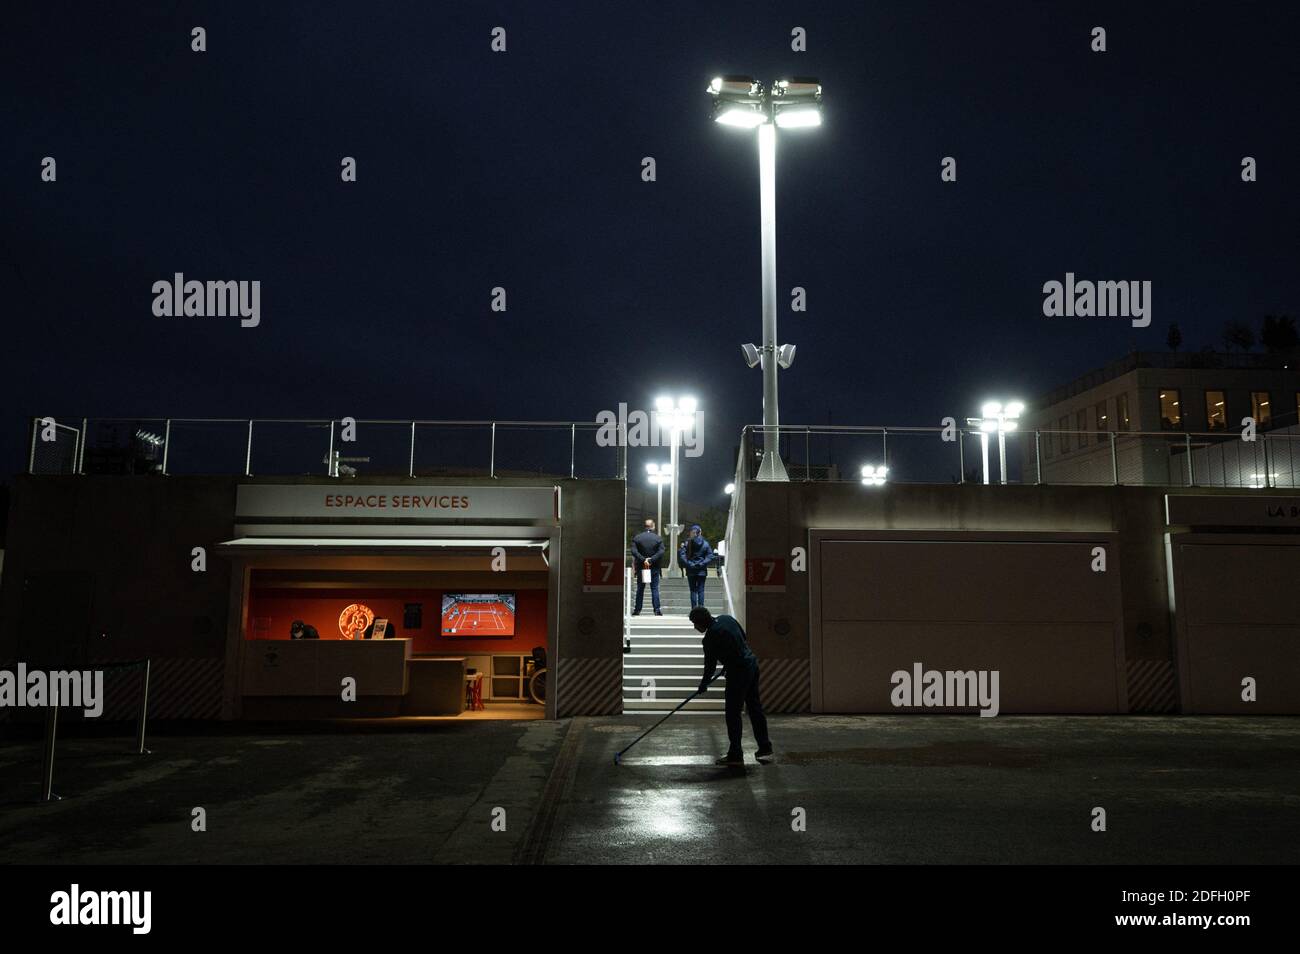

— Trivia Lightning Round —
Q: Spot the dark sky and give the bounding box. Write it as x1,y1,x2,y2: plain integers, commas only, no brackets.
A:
3,1,1296,503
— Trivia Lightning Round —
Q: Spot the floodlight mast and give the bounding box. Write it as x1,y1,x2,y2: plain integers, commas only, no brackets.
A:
757,119,782,480
709,75,822,482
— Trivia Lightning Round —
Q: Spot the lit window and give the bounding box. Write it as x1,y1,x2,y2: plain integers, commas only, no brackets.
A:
1251,391,1272,427
1160,389,1182,430
1205,390,1226,430
1116,392,1131,430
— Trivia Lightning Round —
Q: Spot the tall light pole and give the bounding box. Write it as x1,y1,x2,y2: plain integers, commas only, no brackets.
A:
656,396,697,575
969,401,1024,484
710,76,821,482
646,462,672,536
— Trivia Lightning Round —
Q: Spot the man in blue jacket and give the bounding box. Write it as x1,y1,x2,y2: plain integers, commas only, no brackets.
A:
630,518,664,616
690,606,774,765
680,524,713,608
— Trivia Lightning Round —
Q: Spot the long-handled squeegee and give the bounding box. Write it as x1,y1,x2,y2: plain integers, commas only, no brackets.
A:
614,670,723,765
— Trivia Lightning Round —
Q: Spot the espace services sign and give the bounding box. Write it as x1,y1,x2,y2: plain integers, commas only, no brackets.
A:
236,485,559,522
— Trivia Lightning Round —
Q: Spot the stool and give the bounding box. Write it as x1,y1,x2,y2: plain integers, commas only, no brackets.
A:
465,672,484,711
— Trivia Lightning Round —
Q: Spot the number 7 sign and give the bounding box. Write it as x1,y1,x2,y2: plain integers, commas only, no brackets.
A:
583,557,622,592
746,558,786,592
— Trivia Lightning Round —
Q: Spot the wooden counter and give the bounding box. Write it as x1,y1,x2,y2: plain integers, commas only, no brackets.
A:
241,639,411,697
402,657,467,715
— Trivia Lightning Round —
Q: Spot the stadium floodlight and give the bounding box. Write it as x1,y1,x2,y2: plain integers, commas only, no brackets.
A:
774,108,821,129
710,74,823,482
970,399,1025,485
716,103,768,128
860,464,888,487
655,397,699,575
771,78,823,128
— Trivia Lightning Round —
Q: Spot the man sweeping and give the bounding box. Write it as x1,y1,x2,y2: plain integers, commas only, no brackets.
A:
689,606,774,765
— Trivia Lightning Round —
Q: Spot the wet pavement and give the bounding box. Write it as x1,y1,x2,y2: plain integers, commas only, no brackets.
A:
1,715,1297,864
539,714,1300,864
0,719,565,864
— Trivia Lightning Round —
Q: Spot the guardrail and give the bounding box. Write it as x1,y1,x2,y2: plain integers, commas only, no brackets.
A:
28,418,627,480
739,424,1300,488
27,416,1300,489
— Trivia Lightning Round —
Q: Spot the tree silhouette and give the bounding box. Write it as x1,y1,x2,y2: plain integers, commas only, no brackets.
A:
1221,319,1256,353
1261,314,1299,353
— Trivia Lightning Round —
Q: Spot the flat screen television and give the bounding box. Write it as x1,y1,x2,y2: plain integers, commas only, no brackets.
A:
441,593,516,637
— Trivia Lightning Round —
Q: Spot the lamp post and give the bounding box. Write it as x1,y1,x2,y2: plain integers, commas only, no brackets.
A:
860,464,888,487
709,75,822,482
968,401,1024,484
656,396,697,575
646,462,672,536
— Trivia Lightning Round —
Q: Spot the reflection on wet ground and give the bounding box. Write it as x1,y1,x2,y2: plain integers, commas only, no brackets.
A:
539,714,1300,864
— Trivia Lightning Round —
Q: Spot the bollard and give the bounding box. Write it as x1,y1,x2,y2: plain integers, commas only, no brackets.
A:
135,659,152,755
40,701,61,802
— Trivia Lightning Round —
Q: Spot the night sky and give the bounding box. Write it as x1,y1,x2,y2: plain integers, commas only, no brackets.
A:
3,2,1296,502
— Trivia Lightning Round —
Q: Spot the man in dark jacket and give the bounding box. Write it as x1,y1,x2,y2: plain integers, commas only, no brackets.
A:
630,518,664,616
680,524,713,608
690,606,773,765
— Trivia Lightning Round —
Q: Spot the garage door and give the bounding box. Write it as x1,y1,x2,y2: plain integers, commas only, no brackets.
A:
812,533,1126,713
1172,538,1300,714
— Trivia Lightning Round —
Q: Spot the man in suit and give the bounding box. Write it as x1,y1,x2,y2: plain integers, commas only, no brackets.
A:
630,518,665,616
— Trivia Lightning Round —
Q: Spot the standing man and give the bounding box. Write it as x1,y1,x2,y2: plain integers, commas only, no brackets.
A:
681,524,713,608
630,518,664,616
689,606,773,765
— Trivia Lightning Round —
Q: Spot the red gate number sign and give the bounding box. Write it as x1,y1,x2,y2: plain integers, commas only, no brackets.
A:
746,557,786,591
583,557,622,592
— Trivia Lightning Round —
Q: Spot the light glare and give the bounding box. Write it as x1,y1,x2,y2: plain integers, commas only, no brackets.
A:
774,108,821,128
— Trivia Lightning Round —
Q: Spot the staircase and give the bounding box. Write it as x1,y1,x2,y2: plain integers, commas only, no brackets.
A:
623,574,725,712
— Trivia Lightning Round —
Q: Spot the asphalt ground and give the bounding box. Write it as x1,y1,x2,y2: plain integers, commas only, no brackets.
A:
1,715,1296,865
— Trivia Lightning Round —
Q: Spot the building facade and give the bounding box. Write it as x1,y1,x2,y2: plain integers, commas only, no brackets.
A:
1024,351,1300,487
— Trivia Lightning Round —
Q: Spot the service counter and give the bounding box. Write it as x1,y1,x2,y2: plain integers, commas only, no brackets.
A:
403,657,467,715
240,638,411,718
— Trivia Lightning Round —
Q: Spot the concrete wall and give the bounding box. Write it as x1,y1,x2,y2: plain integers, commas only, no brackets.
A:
740,481,1300,714
553,478,626,716
1,474,627,719
741,482,1166,712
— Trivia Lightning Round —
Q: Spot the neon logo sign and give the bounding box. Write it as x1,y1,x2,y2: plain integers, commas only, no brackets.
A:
338,603,375,640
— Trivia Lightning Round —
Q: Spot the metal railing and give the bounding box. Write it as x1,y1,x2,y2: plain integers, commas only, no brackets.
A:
39,659,151,803
28,417,627,480
739,424,1300,488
